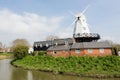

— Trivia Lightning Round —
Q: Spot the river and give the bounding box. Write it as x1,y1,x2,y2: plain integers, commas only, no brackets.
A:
0,59,119,80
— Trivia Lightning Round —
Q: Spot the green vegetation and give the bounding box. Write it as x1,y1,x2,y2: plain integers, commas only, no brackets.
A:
12,45,29,59
0,53,12,56
0,53,14,59
10,38,30,59
12,55,120,78
32,51,46,56
112,44,120,55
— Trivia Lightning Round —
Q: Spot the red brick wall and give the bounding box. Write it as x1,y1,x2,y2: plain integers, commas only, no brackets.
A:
70,49,85,56
47,50,70,57
47,48,112,57
70,48,112,57
84,48,112,56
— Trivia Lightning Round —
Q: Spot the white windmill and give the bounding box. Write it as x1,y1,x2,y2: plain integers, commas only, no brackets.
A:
70,5,100,42
73,5,90,36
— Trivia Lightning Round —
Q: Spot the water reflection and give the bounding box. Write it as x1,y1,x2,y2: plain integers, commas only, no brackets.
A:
10,66,27,80
0,59,12,80
0,59,119,80
28,71,33,80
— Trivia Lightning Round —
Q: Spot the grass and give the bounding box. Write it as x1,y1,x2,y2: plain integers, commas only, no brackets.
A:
12,55,120,78
0,53,14,59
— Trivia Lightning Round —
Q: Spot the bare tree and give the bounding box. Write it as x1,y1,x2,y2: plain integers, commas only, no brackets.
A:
12,39,30,47
46,35,59,41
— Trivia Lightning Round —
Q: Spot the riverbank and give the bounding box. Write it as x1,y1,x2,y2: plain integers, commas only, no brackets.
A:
12,55,120,78
0,53,13,59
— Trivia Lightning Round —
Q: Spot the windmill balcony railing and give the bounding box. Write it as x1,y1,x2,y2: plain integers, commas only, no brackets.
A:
73,33,100,38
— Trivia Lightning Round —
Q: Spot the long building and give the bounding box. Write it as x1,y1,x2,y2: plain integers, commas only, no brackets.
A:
47,41,112,57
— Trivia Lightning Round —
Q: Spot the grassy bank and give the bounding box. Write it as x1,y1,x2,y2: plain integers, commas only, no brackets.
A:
12,55,120,78
0,53,14,59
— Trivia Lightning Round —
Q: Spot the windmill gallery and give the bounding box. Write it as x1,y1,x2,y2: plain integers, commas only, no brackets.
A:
33,8,112,57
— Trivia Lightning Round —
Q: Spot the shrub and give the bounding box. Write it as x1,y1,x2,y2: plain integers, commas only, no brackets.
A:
12,45,29,59
33,51,46,56
13,55,120,77
112,44,120,55
38,51,46,56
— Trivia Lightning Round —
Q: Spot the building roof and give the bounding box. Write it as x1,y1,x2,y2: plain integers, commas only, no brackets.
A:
47,41,112,51
47,45,70,51
34,40,52,47
34,38,73,47
54,38,73,45
71,41,112,49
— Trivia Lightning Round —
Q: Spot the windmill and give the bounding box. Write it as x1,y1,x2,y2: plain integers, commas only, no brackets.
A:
73,5,90,36
70,5,100,42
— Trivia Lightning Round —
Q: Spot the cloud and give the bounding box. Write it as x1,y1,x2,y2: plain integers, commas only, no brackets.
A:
57,26,73,38
0,9,119,46
99,36,120,44
0,9,65,45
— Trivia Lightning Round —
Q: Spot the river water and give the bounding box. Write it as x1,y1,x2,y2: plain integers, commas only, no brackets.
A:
0,59,119,80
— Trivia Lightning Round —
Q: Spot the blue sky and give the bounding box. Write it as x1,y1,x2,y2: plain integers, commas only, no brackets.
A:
0,0,120,46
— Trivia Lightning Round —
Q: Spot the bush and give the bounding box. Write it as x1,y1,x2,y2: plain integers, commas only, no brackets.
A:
13,55,120,77
32,51,46,56
38,51,46,56
112,44,120,55
12,45,29,59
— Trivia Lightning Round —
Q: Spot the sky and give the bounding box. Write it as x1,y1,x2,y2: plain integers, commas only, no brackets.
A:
0,0,120,46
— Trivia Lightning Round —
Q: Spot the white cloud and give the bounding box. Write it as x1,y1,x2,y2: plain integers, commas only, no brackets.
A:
1,9,118,46
0,9,65,45
99,36,120,44
57,26,73,38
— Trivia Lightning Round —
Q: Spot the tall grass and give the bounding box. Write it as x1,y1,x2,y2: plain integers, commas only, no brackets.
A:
12,55,120,77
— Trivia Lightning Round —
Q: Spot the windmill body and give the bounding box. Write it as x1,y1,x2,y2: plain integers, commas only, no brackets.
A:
74,13,90,35
73,12,100,42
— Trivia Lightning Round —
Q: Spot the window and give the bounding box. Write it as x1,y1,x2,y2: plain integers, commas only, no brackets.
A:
53,51,57,54
75,49,80,53
65,41,68,45
46,43,48,47
40,44,42,47
100,48,104,53
35,44,38,47
88,49,92,53
63,50,65,52
55,42,58,46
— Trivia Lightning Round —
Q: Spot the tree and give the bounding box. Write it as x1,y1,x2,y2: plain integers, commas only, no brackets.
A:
12,39,30,47
46,35,59,41
10,39,30,59
112,44,120,55
12,45,29,59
